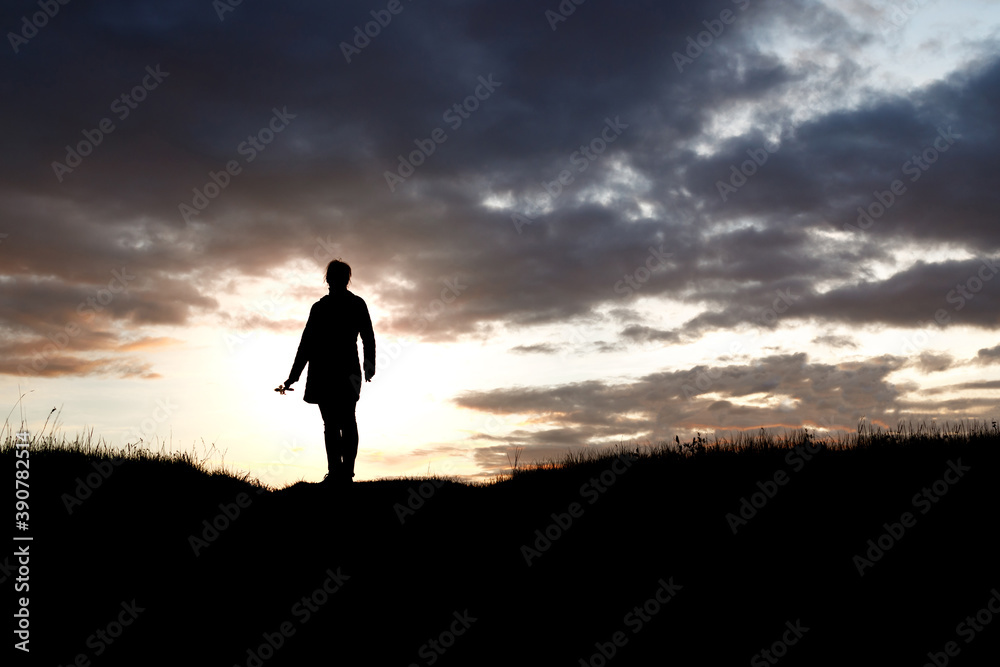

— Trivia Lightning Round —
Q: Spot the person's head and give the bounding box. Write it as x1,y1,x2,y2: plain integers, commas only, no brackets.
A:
325,259,352,290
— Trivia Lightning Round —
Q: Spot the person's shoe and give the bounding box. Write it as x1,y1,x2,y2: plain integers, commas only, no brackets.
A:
321,470,353,487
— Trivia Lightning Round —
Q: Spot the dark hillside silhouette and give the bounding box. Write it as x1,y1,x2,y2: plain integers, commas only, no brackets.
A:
9,424,1000,666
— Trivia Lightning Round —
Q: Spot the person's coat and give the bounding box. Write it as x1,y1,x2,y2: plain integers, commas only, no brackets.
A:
288,289,375,404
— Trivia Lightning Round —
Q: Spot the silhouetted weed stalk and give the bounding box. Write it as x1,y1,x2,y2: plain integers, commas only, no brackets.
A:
506,445,524,475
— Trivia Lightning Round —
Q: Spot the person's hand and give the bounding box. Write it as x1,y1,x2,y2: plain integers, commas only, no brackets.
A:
365,368,375,382
275,380,295,395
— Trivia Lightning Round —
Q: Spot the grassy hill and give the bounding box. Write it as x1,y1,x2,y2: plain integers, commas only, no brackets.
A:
5,423,1000,666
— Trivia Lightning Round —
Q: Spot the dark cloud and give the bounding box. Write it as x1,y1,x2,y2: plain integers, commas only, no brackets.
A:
974,344,1000,364
509,343,558,355
0,271,216,377
620,325,683,344
913,352,955,374
811,334,858,349
629,256,1000,343
955,380,1000,390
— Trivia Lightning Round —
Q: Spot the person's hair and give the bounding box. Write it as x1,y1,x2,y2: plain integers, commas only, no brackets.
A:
325,259,352,289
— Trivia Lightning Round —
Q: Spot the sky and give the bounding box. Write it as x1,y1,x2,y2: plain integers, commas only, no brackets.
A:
2,0,999,486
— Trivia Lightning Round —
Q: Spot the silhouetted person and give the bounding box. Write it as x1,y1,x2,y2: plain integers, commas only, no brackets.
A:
280,259,375,485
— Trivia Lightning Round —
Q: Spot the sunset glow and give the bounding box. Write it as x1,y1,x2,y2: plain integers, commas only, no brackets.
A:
4,0,1000,487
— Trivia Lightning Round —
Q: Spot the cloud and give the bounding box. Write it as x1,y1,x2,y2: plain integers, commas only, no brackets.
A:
0,274,215,378
955,380,1000,390
620,325,684,344
117,336,184,352
509,343,558,355
811,334,858,349
974,344,1000,364
626,256,1000,344
0,351,160,379
451,352,951,464
913,352,955,374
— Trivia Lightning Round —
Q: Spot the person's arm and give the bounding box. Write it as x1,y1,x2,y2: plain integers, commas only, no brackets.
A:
285,303,317,387
359,299,376,381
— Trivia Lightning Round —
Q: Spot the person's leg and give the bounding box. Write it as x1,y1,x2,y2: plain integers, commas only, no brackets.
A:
318,401,343,480
337,398,359,481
